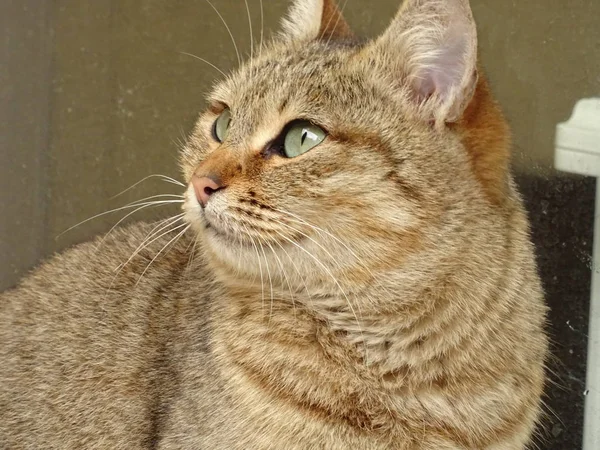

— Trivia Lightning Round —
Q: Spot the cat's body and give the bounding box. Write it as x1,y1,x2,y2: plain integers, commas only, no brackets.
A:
0,211,545,450
1,1,548,449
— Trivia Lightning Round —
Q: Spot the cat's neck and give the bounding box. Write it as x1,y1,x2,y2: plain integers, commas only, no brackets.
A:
208,205,533,389
211,269,458,380
208,257,528,444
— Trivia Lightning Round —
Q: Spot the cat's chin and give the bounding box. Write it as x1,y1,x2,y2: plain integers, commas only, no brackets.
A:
193,214,257,252
203,222,248,247
200,225,266,278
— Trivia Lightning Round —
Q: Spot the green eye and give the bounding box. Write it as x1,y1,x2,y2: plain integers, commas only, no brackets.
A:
283,121,327,158
212,108,231,142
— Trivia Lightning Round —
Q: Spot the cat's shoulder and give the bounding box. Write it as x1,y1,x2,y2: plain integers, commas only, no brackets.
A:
1,221,206,314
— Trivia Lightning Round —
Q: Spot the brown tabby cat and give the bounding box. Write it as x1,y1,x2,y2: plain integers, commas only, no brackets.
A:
0,0,548,448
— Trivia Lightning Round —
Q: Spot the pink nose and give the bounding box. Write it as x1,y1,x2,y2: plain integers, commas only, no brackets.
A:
192,176,223,207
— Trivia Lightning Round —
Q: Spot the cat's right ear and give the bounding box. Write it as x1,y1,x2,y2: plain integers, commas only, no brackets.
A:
280,0,353,42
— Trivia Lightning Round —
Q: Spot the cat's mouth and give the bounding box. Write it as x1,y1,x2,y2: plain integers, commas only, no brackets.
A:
184,186,294,250
185,199,246,245
184,185,320,268
202,213,300,250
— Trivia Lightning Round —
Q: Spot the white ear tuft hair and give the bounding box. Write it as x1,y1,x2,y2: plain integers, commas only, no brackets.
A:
280,0,352,42
372,0,478,126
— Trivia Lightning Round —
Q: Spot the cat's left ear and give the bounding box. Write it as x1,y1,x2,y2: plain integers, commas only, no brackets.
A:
367,0,478,127
280,0,353,42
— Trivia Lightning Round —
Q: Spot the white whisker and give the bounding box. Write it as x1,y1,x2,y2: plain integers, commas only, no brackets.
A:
96,204,184,251
184,234,200,275
243,224,265,308
258,235,274,321
272,233,314,308
258,0,264,57
128,193,184,202
125,199,184,208
243,0,254,62
204,0,241,66
272,228,368,363
273,206,384,295
277,220,343,271
273,207,355,256
263,237,296,318
117,194,184,211
56,199,183,239
110,174,184,199
121,217,188,270
179,51,228,77
136,225,191,286
325,0,350,46
103,219,187,300
156,175,184,186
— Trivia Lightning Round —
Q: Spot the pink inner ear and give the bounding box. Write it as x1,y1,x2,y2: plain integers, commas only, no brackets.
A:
412,30,470,105
413,15,469,105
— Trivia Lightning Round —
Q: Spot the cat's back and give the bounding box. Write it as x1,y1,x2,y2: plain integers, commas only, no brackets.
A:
0,223,226,449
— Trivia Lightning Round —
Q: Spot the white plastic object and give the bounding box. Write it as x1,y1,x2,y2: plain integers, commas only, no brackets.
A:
554,97,600,450
555,98,600,177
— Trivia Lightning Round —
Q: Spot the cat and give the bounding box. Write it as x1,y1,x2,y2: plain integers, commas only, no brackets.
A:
0,0,548,449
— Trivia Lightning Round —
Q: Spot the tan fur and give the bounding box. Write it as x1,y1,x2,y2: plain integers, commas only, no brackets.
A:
453,72,511,205
1,1,547,449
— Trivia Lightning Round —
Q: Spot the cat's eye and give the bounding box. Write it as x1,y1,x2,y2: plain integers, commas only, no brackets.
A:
283,121,327,158
212,108,231,142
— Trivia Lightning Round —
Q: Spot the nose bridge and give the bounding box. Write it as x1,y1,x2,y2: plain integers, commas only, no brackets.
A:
194,146,241,185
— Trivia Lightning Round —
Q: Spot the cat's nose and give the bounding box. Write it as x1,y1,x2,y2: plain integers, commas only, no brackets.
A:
192,176,223,207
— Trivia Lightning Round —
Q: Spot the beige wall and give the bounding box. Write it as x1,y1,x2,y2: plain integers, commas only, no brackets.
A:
2,0,599,289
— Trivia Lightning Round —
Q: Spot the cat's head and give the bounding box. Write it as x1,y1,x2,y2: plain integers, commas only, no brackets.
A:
181,0,510,303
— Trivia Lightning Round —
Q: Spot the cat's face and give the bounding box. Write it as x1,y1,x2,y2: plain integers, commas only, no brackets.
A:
181,0,506,298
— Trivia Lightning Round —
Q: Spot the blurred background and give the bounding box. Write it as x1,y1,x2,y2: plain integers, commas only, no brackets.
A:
1,1,598,448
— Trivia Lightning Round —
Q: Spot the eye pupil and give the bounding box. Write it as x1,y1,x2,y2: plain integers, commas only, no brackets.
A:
282,121,326,158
